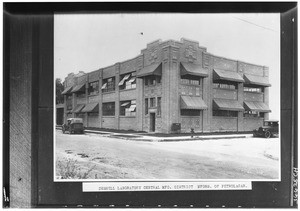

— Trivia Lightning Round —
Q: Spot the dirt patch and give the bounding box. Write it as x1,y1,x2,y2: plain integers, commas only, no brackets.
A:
77,153,89,158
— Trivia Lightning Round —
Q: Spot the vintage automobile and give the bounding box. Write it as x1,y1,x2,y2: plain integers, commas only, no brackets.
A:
62,118,84,134
253,120,279,138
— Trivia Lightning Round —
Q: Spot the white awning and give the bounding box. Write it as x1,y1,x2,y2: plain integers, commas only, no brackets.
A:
127,77,136,84
121,102,130,107
118,74,131,86
101,83,107,89
129,104,136,111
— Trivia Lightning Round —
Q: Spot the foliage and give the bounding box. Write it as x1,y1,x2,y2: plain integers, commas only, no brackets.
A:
56,158,95,179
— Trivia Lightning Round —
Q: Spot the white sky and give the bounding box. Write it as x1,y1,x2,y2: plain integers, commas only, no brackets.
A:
54,13,280,120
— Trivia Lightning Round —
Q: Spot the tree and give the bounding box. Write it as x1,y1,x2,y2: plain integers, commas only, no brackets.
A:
56,78,64,104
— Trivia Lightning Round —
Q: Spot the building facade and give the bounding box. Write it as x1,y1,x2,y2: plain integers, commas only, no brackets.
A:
61,38,271,133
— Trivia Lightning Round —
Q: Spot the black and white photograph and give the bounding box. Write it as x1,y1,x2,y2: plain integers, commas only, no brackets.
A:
54,13,281,183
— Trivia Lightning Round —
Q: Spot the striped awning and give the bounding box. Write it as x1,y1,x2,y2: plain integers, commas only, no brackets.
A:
180,62,208,77
61,86,73,95
244,101,271,112
137,63,162,77
180,96,208,110
244,74,271,87
213,99,244,111
71,104,85,113
213,69,244,83
71,83,85,93
81,103,99,113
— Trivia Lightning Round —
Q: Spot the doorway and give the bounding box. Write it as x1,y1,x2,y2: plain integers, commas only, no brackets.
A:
150,113,155,132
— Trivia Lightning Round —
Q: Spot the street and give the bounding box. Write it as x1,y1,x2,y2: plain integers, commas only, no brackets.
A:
55,130,280,180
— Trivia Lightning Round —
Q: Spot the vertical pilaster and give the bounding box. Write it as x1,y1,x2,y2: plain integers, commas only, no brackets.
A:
63,95,67,124
84,81,88,127
263,66,270,120
115,64,120,129
237,82,244,131
72,93,76,118
136,69,144,131
99,70,103,128
203,52,213,132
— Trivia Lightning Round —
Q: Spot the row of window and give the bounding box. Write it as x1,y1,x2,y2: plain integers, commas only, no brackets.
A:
144,75,161,86
181,110,265,117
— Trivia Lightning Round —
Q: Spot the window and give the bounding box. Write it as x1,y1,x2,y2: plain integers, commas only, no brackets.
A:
195,87,200,96
150,97,156,107
244,111,264,118
119,72,136,90
88,81,99,95
244,86,263,93
76,92,85,98
102,102,115,116
181,109,200,116
102,77,115,93
213,82,237,90
145,98,148,115
180,75,201,85
66,95,72,110
145,75,161,86
120,100,136,116
213,110,238,117
157,97,161,115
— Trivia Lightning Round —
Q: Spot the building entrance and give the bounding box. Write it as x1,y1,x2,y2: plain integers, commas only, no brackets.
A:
150,113,155,132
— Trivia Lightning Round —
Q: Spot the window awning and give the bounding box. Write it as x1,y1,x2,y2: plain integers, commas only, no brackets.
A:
180,62,208,77
118,74,131,86
71,83,86,93
81,103,99,113
101,83,107,89
180,96,208,110
129,104,136,112
244,74,271,87
127,77,136,84
61,86,73,95
137,63,162,77
244,101,271,112
213,69,244,83
121,102,130,107
213,99,244,111
71,104,85,113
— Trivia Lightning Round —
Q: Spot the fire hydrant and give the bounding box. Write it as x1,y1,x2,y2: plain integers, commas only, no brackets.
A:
191,128,195,138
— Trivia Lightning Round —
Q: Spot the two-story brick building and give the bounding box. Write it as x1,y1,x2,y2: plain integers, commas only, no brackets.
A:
60,38,271,133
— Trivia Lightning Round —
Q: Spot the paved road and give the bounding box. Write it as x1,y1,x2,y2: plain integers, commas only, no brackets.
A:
55,130,280,180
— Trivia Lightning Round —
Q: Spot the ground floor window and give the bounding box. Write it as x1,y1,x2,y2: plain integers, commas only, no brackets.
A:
157,97,161,116
181,109,200,116
120,100,136,116
102,102,115,116
145,98,148,115
88,112,99,116
213,81,237,90
244,111,264,118
213,110,238,117
150,97,156,108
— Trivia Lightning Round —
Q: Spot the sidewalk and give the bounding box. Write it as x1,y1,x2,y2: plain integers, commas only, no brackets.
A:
57,126,253,142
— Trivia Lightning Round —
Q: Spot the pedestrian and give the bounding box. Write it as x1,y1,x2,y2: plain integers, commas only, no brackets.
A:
191,128,195,138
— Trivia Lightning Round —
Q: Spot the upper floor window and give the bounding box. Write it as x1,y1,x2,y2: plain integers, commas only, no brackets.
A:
181,109,200,116
102,77,115,93
213,110,238,117
244,111,264,118
120,100,136,116
76,92,85,98
145,75,161,86
88,81,99,95
102,102,115,116
244,86,263,93
119,72,136,90
213,82,237,90
145,98,149,115
181,75,201,86
150,97,156,108
66,95,72,110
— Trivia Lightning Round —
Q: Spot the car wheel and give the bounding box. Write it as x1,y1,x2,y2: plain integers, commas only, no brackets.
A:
264,131,271,138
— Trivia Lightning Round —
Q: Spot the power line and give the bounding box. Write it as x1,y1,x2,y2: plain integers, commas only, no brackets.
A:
233,16,278,33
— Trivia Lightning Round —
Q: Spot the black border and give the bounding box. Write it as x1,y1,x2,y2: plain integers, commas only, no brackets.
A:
3,2,297,208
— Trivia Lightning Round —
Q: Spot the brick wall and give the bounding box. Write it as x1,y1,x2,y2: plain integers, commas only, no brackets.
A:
119,117,137,130
102,93,116,102
88,114,99,128
119,89,137,101
238,62,264,76
76,97,86,104
211,117,238,131
180,116,202,132
244,92,264,102
243,118,264,131
102,117,116,129
213,89,237,100
102,65,116,79
213,56,237,72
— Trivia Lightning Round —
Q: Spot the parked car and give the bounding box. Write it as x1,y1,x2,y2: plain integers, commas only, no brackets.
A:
253,120,279,138
62,118,84,134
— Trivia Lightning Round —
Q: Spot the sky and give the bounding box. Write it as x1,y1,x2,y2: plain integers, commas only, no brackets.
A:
54,13,280,120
